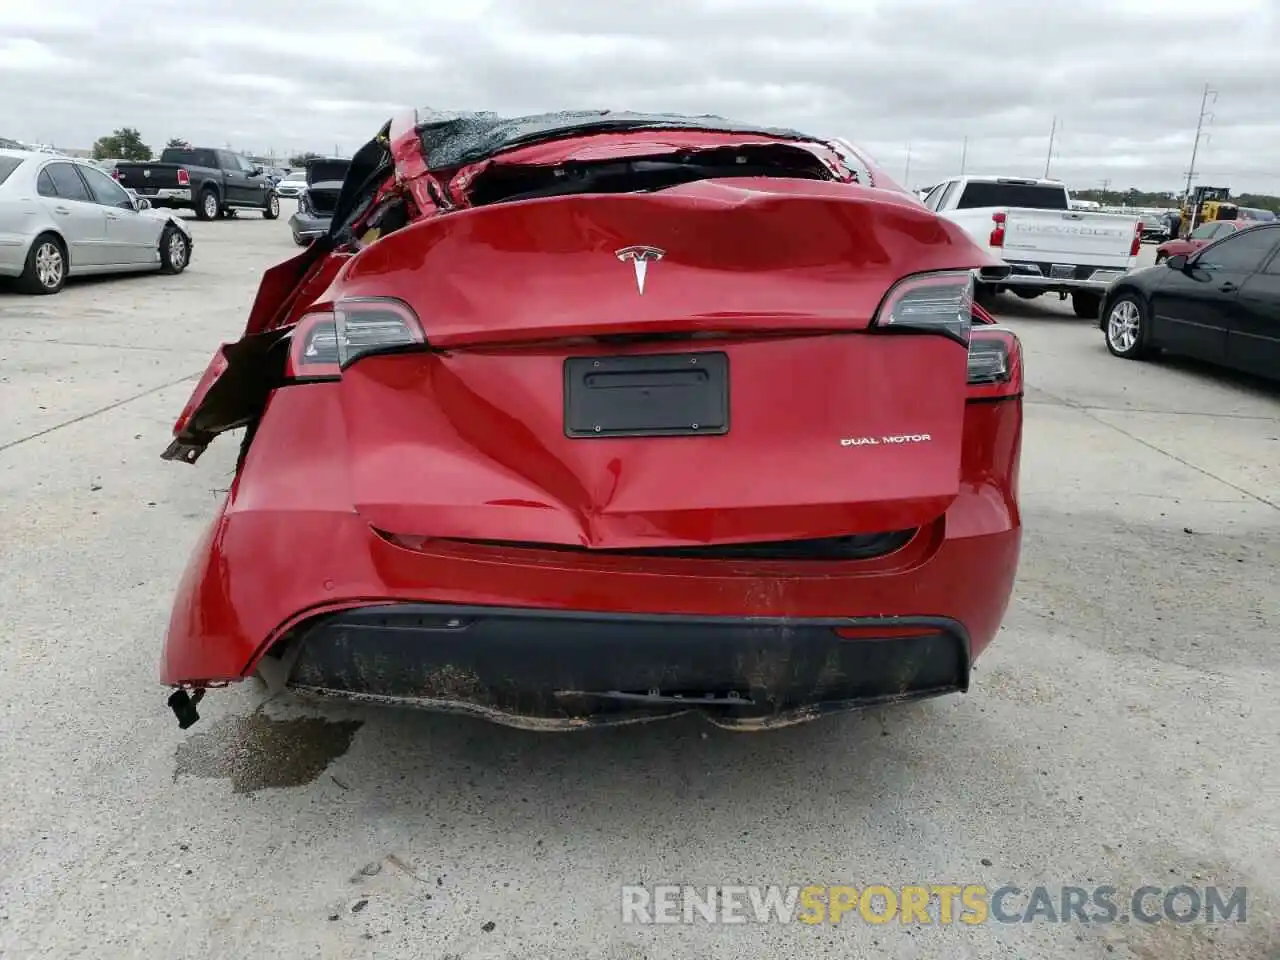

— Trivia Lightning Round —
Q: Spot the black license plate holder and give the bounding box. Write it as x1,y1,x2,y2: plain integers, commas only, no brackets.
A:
564,352,729,438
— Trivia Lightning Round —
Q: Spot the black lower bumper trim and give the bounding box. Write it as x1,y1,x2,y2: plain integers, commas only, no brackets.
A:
277,605,970,728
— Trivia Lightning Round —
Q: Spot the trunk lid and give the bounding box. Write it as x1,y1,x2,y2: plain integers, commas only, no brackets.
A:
330,181,979,548
305,158,350,215
337,179,985,346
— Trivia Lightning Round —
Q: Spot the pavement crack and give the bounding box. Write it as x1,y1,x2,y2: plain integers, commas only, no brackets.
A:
4,336,207,355
0,372,202,455
1032,384,1279,512
1024,398,1280,422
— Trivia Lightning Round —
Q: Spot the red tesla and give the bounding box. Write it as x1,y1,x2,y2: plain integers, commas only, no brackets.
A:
160,110,1024,731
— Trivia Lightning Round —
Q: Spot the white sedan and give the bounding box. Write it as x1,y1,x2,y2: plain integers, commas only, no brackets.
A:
0,148,193,294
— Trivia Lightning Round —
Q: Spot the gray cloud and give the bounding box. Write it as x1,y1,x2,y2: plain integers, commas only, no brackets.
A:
2,0,1276,192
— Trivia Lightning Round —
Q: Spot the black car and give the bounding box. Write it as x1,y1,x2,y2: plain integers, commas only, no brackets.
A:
288,157,349,245
1100,222,1280,380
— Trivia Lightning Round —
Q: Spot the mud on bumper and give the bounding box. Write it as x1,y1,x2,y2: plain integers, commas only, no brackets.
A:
261,604,970,730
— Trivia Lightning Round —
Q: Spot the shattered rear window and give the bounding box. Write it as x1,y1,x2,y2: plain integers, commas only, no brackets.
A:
414,109,823,169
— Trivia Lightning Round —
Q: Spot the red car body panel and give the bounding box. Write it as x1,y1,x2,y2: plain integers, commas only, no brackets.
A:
160,109,1024,730
1155,221,1247,259
161,382,1022,686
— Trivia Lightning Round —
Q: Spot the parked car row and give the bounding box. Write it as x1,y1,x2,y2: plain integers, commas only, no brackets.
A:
0,141,356,294
0,147,193,294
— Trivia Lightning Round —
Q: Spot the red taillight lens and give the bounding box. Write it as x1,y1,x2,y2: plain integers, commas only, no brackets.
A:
989,211,1006,247
1129,220,1142,256
872,270,974,344
110,168,120,180
177,168,190,187
966,328,1022,399
285,298,426,382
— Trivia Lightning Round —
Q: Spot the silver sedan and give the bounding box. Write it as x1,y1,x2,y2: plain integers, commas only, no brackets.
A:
0,149,194,295
274,170,308,198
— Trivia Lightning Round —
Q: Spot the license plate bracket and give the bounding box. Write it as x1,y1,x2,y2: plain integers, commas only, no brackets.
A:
1050,263,1076,279
564,352,729,438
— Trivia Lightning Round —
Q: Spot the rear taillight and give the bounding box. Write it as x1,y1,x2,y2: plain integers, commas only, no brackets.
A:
989,211,1006,247
1129,220,1142,256
110,168,120,180
177,168,190,187
286,298,426,381
966,328,1022,399
872,270,974,344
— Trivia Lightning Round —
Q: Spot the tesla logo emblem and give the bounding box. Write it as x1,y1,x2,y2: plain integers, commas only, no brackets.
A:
615,245,665,294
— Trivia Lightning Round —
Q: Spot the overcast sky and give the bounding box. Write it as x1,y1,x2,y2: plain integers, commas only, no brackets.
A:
2,0,1277,193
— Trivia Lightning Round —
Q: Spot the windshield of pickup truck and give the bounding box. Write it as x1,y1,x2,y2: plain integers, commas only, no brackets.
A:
956,181,1069,210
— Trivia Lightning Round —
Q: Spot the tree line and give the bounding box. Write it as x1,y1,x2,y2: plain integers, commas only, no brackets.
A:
1055,186,1279,214
89,127,324,167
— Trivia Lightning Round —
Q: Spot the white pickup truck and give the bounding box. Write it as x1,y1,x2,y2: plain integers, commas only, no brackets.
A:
922,175,1143,318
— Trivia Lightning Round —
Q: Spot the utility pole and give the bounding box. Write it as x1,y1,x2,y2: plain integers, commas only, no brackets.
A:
960,136,968,175
1183,83,1217,232
1099,178,1111,204
903,143,912,186
1044,117,1057,178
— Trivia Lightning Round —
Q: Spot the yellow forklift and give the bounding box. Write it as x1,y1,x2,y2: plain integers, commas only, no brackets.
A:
1178,186,1237,235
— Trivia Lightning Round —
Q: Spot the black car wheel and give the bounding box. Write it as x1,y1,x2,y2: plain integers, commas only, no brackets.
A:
196,188,220,221
1072,290,1102,319
159,226,191,275
1104,293,1152,360
16,233,67,294
262,194,280,220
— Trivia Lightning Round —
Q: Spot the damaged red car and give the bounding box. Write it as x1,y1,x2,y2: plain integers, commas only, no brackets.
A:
161,109,1023,731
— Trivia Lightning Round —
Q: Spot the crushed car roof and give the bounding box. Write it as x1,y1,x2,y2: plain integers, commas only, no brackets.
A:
414,109,825,169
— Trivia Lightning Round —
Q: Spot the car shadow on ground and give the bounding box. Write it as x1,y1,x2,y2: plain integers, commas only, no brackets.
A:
986,293,1093,324
1144,352,1280,401
0,270,180,297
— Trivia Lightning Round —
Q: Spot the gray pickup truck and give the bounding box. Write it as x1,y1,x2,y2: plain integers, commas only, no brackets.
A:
113,147,280,221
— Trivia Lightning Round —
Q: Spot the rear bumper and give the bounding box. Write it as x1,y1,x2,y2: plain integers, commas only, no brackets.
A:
998,260,1129,293
276,604,969,729
162,386,1022,726
135,188,194,206
288,211,331,238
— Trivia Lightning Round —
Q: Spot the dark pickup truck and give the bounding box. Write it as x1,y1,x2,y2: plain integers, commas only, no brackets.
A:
113,147,280,221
